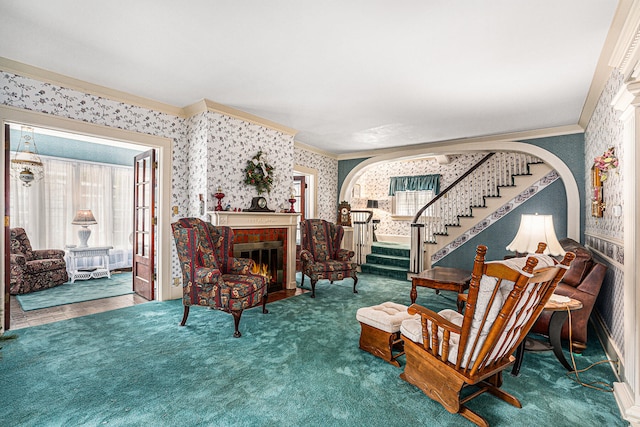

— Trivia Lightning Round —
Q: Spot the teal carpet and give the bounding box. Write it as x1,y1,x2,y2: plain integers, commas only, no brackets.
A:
15,272,134,311
0,273,626,426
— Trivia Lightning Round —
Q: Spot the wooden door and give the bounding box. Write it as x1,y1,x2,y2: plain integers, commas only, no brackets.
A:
132,149,156,300
293,175,306,222
4,124,10,328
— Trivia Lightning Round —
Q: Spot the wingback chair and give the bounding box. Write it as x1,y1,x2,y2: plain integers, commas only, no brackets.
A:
400,244,575,427
299,219,358,298
172,218,269,338
9,227,69,295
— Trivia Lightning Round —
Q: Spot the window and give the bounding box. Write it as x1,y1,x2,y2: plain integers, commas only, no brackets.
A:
393,190,435,216
388,174,440,218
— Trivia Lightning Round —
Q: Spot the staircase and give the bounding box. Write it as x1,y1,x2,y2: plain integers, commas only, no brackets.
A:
360,242,410,281
410,152,552,273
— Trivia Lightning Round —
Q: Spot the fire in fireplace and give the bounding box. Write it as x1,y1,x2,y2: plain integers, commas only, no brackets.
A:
234,241,284,292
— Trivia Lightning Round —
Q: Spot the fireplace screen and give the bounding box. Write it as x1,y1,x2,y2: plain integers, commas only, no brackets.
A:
233,241,284,292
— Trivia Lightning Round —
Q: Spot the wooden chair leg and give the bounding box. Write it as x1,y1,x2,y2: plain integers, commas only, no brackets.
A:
310,279,317,298
262,292,269,314
179,305,190,326
231,310,243,338
352,275,358,294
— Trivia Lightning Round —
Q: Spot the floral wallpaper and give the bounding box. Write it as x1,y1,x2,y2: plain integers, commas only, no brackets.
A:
207,113,294,213
584,69,625,358
585,71,625,241
0,70,299,286
351,153,487,236
294,146,338,222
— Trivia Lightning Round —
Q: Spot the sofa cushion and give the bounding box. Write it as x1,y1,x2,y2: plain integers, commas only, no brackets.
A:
559,238,593,287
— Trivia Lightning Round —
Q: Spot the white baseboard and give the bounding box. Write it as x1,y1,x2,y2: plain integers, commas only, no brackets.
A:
592,312,637,424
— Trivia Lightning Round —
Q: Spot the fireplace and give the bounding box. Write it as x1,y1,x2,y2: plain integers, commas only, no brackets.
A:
208,211,300,290
233,240,284,292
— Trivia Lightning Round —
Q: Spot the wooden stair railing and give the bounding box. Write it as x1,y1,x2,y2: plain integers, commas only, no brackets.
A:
409,152,543,273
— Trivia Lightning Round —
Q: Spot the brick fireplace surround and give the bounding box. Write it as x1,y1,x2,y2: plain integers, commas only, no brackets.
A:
207,212,300,289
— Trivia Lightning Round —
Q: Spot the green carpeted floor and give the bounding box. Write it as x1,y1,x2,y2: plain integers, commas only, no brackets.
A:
0,273,626,426
15,272,134,311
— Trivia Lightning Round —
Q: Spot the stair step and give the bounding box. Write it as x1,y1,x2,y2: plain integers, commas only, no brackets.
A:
365,253,410,269
360,263,409,281
371,242,410,257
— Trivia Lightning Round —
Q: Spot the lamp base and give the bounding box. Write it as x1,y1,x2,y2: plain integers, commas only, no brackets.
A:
78,226,92,248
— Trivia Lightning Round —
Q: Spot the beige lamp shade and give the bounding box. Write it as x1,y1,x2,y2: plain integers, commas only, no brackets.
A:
72,209,97,225
506,214,565,256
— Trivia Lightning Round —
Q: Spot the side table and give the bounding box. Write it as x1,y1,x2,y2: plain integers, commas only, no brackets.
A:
410,266,472,304
66,246,113,283
511,296,583,376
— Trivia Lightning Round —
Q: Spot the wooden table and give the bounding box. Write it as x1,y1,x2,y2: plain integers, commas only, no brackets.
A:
512,296,583,376
410,266,472,304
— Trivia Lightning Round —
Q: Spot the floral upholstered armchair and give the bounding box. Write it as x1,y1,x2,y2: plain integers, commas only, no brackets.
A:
299,219,358,298
9,227,69,295
172,217,269,338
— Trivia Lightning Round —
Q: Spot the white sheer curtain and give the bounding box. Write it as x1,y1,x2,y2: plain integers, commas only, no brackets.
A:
10,156,133,251
393,190,435,216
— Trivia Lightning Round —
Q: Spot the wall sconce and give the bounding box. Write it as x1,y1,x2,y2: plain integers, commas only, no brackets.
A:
506,214,565,256
11,126,44,187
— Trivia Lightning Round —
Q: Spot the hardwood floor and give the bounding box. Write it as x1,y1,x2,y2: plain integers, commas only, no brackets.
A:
9,287,308,330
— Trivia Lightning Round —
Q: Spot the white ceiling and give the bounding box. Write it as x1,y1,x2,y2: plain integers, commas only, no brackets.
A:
0,1,619,155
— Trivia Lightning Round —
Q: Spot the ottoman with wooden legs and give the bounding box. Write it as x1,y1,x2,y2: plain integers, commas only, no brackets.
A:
356,301,417,367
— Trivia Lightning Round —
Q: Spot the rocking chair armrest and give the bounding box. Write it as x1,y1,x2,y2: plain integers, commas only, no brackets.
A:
407,304,462,334
335,249,355,261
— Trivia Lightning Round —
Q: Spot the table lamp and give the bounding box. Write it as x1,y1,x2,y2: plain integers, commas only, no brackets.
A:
72,209,97,247
506,214,565,256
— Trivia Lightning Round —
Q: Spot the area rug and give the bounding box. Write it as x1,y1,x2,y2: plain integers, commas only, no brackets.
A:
0,273,625,426
15,272,134,311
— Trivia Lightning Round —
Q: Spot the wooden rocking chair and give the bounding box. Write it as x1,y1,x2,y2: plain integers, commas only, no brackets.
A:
399,244,575,427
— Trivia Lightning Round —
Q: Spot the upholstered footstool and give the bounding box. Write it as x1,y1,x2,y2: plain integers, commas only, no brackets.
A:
356,301,416,367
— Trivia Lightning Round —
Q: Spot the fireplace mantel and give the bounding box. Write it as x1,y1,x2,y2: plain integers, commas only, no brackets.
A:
208,211,300,289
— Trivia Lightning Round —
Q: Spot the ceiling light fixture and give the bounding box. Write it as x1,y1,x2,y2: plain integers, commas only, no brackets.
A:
11,126,44,187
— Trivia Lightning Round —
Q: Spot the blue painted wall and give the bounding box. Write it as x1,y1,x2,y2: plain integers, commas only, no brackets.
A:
10,129,142,166
336,133,585,267
337,157,370,200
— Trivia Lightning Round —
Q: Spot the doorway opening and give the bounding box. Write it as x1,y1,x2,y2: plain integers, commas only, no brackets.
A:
2,109,172,331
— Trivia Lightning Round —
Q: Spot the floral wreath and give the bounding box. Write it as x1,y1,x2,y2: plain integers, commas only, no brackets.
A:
244,150,274,194
593,147,618,181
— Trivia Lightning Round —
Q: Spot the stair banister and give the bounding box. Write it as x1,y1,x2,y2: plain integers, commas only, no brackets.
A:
411,152,496,223
409,152,495,274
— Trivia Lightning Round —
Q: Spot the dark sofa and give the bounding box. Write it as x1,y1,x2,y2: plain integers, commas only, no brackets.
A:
532,238,607,352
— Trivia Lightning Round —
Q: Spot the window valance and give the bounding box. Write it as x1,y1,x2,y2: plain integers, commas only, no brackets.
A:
388,174,440,196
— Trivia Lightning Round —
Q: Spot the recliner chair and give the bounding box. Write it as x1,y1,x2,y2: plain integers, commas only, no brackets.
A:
9,227,69,294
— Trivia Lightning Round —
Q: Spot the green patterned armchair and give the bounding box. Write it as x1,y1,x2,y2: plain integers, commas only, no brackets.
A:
172,218,269,337
299,219,358,298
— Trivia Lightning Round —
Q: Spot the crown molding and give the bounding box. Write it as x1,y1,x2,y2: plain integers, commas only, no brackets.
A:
0,56,185,118
579,0,635,129
1,57,299,135
182,99,298,136
293,140,337,158
335,124,583,160
609,0,640,75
